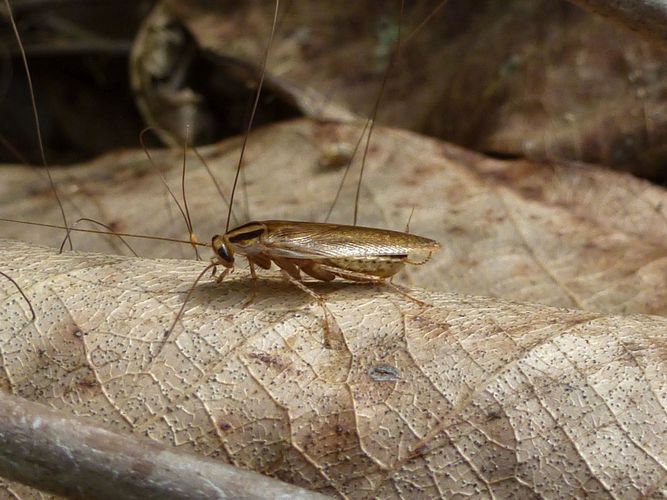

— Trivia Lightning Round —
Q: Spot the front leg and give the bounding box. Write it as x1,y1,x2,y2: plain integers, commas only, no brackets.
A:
215,267,231,284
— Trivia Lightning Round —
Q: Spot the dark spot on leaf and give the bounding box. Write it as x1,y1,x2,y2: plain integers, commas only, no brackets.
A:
486,410,502,421
414,444,429,456
248,351,285,368
77,378,97,389
368,364,400,382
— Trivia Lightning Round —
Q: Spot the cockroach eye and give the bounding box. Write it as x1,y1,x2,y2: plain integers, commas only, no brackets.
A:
217,244,230,261
212,235,233,262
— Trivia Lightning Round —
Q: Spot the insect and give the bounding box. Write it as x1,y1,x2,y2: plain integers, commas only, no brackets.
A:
153,219,439,356
211,221,439,285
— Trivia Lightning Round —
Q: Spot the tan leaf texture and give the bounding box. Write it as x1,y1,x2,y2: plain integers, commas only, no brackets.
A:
2,119,667,315
0,237,666,497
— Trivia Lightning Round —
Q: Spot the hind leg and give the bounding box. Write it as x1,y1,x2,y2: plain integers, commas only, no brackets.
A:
318,264,428,307
382,280,428,307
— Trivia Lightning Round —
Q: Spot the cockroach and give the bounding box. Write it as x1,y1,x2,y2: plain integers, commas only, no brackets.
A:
211,221,439,286
153,219,437,357
208,220,438,340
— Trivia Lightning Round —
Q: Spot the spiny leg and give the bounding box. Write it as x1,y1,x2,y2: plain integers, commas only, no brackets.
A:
382,280,428,307
279,269,336,349
318,264,428,307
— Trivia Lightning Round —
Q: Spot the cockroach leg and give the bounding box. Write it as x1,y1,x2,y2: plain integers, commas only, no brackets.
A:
272,257,301,280
318,264,428,307
318,264,386,284
383,281,428,307
278,269,336,349
242,262,258,308
215,267,230,284
249,261,258,280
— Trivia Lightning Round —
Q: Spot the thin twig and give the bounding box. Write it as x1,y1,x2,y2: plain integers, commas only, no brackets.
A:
0,391,328,499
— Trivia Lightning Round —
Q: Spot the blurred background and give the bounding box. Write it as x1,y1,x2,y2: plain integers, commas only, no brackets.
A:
2,0,667,181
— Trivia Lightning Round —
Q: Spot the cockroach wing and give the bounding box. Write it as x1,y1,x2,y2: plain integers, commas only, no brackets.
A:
259,221,440,263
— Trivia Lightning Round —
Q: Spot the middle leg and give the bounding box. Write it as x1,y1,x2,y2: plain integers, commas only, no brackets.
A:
242,261,258,308
277,268,337,349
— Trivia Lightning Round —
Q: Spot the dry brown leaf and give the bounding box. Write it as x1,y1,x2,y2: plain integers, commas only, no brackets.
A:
154,0,667,180
2,119,667,316
566,0,667,47
3,2,667,498
0,238,665,497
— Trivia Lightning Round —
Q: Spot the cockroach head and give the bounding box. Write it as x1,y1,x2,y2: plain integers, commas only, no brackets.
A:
211,234,234,267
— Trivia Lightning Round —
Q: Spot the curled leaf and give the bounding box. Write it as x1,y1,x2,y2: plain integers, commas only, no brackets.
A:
0,239,665,497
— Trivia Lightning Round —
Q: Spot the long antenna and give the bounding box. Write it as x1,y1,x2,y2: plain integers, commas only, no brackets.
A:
225,0,280,233
139,127,200,259
180,125,201,259
0,217,208,247
4,0,72,249
191,145,240,227
139,125,242,251
353,0,405,226
149,261,218,365
325,0,448,225
403,0,449,45
58,218,139,256
0,270,36,322
323,120,370,222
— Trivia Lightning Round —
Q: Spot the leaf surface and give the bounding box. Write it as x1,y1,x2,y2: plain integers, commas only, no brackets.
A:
1,239,665,497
